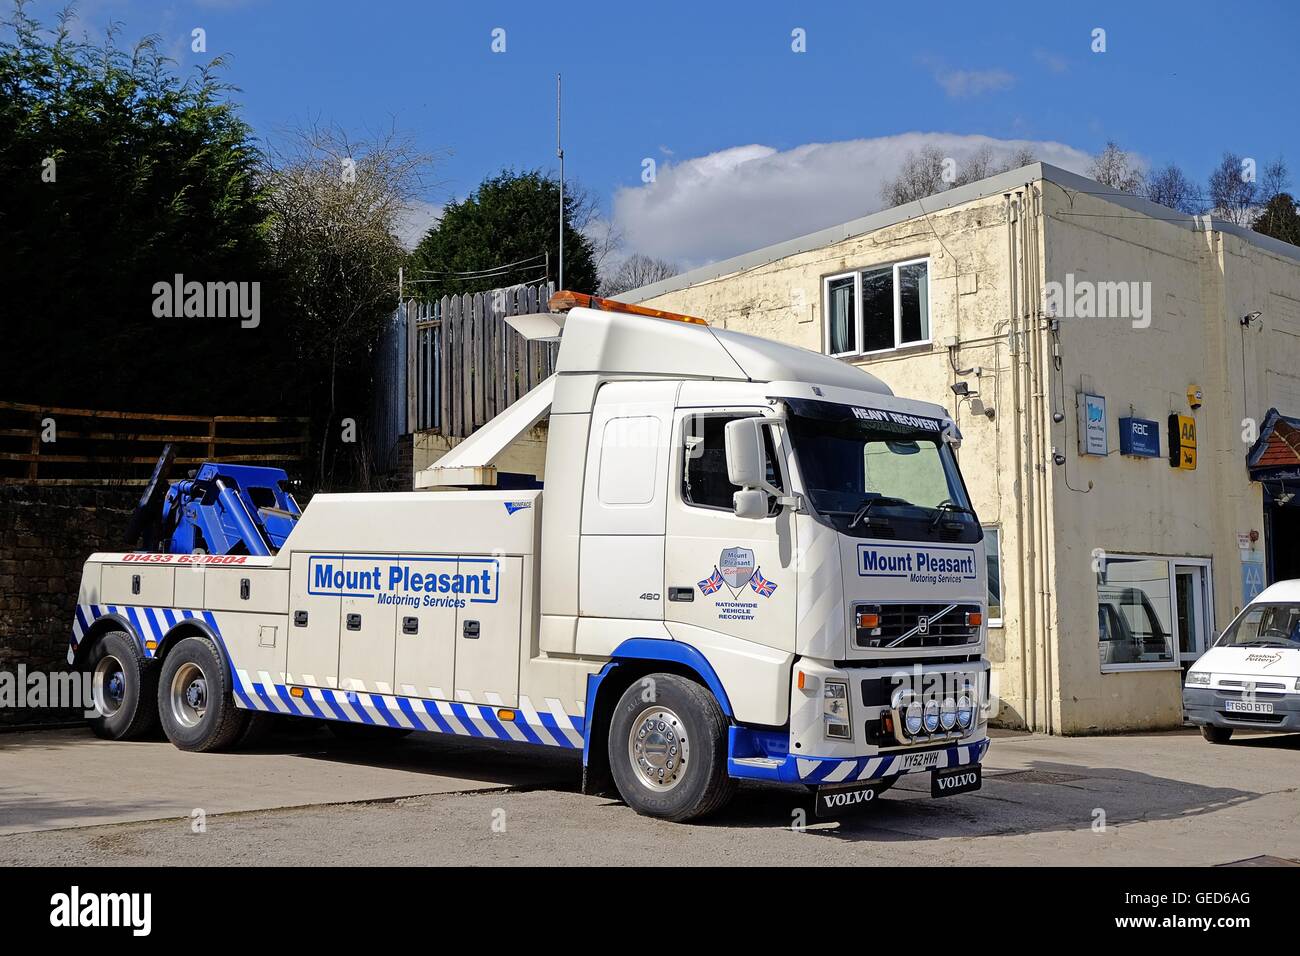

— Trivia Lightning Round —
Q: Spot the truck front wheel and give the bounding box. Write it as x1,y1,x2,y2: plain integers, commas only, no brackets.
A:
607,673,736,822
157,636,245,752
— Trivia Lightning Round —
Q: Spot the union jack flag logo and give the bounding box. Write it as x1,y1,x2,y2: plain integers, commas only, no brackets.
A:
749,568,777,597
698,568,725,595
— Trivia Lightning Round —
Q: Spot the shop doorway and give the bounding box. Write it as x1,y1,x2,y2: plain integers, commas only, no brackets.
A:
1266,497,1300,582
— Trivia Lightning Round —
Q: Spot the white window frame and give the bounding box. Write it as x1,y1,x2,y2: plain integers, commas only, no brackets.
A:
983,525,1004,627
1097,553,1212,674
822,256,932,357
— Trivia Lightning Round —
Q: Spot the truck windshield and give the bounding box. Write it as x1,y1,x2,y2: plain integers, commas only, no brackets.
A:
784,398,980,543
1216,603,1300,649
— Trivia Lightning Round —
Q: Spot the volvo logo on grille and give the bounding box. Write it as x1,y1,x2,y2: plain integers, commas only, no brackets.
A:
917,615,929,634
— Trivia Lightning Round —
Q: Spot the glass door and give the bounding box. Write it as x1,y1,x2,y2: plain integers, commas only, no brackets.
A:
1173,564,1211,677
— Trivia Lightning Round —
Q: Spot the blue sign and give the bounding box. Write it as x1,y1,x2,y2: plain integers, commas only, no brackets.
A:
1078,394,1107,456
1119,416,1160,458
1243,558,1265,604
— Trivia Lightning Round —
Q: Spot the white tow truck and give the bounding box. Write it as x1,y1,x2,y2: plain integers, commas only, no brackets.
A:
70,292,990,821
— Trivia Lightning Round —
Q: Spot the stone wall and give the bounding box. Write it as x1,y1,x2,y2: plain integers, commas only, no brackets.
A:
0,485,136,725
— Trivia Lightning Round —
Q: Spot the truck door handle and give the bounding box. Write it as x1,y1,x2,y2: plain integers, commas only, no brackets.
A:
462,620,480,639
293,610,309,627
668,587,695,602
346,613,362,631
402,616,419,635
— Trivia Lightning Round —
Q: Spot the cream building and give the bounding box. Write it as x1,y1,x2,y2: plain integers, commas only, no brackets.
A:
617,162,1300,734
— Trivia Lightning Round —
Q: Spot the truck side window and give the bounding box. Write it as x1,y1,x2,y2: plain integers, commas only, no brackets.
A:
682,414,783,511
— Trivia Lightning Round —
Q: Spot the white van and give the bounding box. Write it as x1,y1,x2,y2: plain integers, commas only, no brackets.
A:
1184,580,1300,743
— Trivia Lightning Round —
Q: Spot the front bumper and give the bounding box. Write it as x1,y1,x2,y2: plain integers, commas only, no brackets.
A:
728,736,989,785
1184,687,1300,732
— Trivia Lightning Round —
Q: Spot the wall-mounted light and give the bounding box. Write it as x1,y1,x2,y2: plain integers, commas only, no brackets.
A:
950,381,971,397
1241,310,1263,328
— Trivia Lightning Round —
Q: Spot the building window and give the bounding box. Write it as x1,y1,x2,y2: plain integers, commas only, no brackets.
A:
983,526,1003,626
823,257,931,357
1096,555,1185,671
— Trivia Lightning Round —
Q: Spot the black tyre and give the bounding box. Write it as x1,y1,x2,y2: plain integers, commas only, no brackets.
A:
1201,724,1234,744
326,721,413,742
86,630,158,740
607,673,736,822
156,636,244,752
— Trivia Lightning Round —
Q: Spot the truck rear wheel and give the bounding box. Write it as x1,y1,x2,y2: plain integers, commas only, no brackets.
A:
157,636,244,752
86,630,158,741
607,673,736,822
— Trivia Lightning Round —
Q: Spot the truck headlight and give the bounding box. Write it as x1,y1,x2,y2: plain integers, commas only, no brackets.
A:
1186,671,1211,686
823,681,851,739
940,697,957,731
956,694,974,729
923,698,941,734
904,699,924,737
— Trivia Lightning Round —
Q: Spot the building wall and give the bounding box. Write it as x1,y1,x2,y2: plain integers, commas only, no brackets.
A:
638,173,1300,733
412,425,549,481
1041,183,1300,732
0,485,136,725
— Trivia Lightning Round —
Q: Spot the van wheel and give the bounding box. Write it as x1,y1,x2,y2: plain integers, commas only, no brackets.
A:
157,636,244,752
607,673,736,822
1201,725,1234,744
86,631,158,740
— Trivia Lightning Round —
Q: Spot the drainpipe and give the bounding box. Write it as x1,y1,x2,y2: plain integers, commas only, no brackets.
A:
1007,192,1036,731
1026,186,1055,735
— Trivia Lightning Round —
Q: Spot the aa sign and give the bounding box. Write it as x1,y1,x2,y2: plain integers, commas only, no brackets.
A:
1168,414,1197,470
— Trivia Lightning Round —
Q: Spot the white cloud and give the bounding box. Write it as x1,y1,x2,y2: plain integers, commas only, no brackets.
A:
933,67,1015,98
395,199,443,250
611,132,1093,268
1033,49,1069,75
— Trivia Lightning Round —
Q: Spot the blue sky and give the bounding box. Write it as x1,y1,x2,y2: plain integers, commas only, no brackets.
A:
40,0,1300,265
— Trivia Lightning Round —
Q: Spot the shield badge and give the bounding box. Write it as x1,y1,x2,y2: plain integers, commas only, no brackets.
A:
719,547,756,590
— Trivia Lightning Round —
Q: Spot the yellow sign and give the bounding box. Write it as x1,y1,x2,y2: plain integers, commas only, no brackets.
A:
1168,414,1197,470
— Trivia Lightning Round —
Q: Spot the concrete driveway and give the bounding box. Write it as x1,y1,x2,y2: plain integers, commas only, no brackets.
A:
1,724,1298,865
0,724,578,835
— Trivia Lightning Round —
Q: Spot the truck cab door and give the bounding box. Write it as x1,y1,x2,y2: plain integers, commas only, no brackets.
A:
663,409,797,654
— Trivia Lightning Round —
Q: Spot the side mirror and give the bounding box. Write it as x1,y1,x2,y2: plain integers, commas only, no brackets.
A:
732,489,768,520
724,417,766,488
725,417,786,519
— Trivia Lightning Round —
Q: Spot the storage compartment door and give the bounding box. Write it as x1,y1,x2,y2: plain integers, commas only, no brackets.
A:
393,556,459,700
287,552,340,687
337,554,397,695
453,556,521,707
